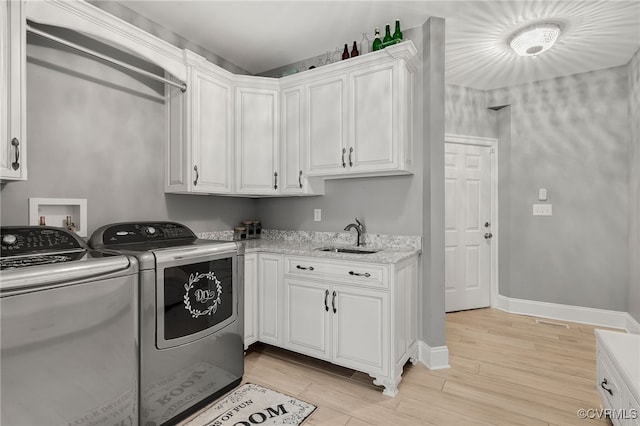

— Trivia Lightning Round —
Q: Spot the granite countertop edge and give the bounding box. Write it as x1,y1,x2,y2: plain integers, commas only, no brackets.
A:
240,239,421,264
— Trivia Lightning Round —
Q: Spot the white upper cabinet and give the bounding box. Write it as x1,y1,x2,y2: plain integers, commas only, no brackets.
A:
234,79,279,195
1,0,26,181
280,83,324,195
305,74,348,175
301,42,417,178
166,53,234,194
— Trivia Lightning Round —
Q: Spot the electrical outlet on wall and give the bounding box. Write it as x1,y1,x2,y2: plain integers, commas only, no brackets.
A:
533,204,552,216
314,209,321,222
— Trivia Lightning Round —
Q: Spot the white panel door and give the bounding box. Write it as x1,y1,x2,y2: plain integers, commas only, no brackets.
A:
444,143,492,312
283,278,330,360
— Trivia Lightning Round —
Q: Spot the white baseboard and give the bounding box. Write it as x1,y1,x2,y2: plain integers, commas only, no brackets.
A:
418,340,450,370
496,295,640,334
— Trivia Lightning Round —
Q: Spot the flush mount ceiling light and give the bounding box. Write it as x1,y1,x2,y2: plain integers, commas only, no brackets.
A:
509,23,561,57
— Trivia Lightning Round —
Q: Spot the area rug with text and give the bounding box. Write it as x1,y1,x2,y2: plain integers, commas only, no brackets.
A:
183,383,316,426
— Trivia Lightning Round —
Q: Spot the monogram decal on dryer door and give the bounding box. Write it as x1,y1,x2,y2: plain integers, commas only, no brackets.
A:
183,272,223,318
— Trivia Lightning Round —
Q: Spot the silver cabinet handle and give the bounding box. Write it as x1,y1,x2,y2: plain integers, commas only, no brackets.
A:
11,138,20,170
298,170,303,189
324,289,329,312
193,165,199,186
341,148,346,168
273,171,278,190
349,270,371,278
349,147,353,167
332,291,337,313
296,265,314,271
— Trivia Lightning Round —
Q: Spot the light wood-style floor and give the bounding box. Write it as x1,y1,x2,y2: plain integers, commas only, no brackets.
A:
193,308,620,425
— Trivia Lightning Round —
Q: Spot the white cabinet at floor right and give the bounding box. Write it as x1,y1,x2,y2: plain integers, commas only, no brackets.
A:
244,253,258,349
282,254,418,397
595,329,640,426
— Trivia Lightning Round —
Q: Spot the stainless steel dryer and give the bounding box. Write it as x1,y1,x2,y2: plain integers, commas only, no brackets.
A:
0,226,138,426
89,221,244,426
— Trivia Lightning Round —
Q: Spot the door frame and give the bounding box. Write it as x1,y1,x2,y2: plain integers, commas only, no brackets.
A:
444,134,499,308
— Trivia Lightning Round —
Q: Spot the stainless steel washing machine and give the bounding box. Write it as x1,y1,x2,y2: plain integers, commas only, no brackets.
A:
89,221,244,426
0,226,138,426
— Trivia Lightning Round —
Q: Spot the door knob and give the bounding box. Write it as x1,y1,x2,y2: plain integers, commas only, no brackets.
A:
484,232,493,239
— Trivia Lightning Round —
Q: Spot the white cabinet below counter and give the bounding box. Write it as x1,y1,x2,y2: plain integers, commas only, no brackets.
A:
244,251,418,397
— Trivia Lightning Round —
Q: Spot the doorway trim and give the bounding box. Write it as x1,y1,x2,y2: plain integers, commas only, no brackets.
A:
444,133,499,308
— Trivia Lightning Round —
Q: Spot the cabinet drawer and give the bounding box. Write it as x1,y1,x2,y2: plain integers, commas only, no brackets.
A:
597,347,624,425
284,256,389,289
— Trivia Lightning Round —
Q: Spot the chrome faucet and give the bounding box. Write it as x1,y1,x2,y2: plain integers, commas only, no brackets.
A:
344,217,365,247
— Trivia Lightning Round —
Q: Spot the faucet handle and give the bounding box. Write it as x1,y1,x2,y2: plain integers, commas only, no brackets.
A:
355,217,363,228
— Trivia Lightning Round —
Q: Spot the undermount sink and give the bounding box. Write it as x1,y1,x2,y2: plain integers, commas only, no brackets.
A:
317,247,380,254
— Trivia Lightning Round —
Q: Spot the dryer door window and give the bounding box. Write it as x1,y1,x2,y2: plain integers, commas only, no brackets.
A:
156,255,237,349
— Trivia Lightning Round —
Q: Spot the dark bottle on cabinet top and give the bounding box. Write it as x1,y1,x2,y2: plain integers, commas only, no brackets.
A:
372,27,382,51
383,24,393,44
351,41,359,57
393,20,403,42
342,44,349,60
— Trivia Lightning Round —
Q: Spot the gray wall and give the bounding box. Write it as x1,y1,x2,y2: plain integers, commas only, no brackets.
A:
445,84,497,138
488,67,629,312
628,48,640,322
0,27,255,235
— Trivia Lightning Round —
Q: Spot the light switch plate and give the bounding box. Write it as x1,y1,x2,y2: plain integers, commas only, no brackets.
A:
314,209,321,222
533,204,552,216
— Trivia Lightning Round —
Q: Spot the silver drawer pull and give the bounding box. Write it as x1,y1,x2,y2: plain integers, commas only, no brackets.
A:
296,265,314,271
600,378,613,395
349,271,371,278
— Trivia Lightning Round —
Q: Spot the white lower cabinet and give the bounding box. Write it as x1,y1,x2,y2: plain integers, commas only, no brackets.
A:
243,253,258,349
257,253,284,346
283,277,331,360
281,254,418,397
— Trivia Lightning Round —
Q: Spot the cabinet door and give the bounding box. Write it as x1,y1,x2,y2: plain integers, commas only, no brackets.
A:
244,253,258,348
280,86,305,194
191,67,233,193
0,0,26,180
305,74,347,176
235,86,279,194
258,253,283,346
283,278,331,360
332,285,388,375
349,62,397,173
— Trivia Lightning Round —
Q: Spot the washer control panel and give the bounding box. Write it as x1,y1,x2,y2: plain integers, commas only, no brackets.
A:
97,222,196,246
0,227,84,256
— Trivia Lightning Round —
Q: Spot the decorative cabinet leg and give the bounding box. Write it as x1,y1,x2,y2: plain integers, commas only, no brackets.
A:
409,356,418,365
372,376,399,397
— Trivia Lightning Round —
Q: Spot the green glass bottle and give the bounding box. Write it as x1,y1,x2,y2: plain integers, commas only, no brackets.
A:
393,19,403,42
372,27,382,51
383,24,393,45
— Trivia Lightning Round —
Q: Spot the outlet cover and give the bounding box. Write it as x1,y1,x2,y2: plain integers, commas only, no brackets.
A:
533,204,552,216
314,209,321,221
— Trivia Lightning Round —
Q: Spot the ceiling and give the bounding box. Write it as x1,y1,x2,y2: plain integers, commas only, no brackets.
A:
119,1,640,90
